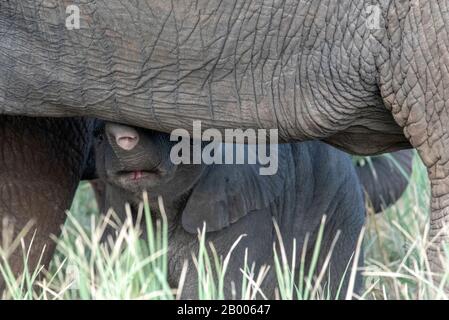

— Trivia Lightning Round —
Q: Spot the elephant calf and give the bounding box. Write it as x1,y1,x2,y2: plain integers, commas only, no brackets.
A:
91,122,410,299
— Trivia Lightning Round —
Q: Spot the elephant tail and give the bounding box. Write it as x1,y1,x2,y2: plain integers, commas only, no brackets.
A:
354,150,414,214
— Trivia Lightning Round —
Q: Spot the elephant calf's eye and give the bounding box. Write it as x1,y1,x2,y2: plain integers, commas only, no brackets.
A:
93,122,106,140
95,133,105,143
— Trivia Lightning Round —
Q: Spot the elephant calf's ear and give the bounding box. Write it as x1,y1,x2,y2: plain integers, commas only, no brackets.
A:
181,147,289,234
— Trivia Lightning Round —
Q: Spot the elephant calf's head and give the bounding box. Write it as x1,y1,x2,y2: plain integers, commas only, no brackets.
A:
93,121,287,234
94,122,205,198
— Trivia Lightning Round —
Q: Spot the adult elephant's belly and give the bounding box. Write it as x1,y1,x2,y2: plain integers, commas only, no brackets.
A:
323,108,411,156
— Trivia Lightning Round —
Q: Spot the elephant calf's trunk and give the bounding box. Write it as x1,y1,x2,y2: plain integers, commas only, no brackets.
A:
355,150,413,213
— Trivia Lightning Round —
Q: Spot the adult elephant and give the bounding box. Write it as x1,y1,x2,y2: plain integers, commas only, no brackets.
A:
0,1,447,272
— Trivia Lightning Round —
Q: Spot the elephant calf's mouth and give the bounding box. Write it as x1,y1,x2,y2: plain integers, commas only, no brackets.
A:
112,159,164,181
116,170,161,181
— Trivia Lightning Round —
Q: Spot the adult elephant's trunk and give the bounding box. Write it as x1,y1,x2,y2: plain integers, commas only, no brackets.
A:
378,1,449,275
355,151,414,214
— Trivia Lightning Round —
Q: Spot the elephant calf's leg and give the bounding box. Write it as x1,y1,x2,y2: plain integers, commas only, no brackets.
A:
0,117,93,294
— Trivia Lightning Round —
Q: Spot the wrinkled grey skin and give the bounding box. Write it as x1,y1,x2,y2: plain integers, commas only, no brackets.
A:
0,1,447,270
0,116,95,293
93,122,366,298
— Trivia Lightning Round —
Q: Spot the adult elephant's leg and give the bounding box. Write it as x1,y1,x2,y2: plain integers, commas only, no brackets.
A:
394,125,449,275
380,2,449,274
0,116,93,292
